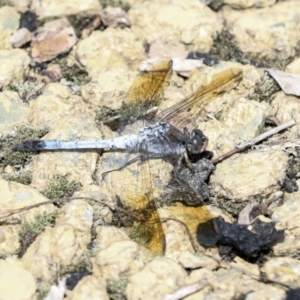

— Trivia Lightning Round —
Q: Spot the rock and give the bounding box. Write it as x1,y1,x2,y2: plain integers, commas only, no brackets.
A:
73,185,115,227
210,150,288,202
31,18,77,63
66,275,109,300
91,240,153,285
0,6,20,49
263,257,300,286
45,278,66,300
177,251,219,270
129,1,221,52
21,200,93,282
0,91,29,134
94,226,130,252
185,268,285,299
222,2,300,60
126,256,187,299
0,179,55,223
11,28,32,48
99,6,130,28
0,49,30,88
81,68,137,111
24,83,99,190
40,63,63,82
271,92,300,140
285,57,300,74
199,96,268,156
72,28,146,76
272,192,300,257
0,225,21,255
0,257,36,300
148,39,186,59
30,0,101,19
81,15,101,38
12,0,30,13
224,0,276,9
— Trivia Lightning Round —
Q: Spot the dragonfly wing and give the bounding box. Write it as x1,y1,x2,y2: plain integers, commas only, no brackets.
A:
159,159,219,253
155,68,243,125
120,58,172,128
99,148,173,255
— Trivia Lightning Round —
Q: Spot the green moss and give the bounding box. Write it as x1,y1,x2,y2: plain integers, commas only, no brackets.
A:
7,78,45,102
208,0,225,11
95,106,118,131
67,14,100,38
36,284,50,300
18,211,58,257
50,55,90,93
0,0,13,7
107,277,128,300
60,249,93,276
3,170,32,185
41,175,80,200
210,27,300,69
99,0,131,12
0,126,48,167
248,71,280,103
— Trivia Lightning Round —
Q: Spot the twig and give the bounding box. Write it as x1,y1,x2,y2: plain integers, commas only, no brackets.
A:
211,119,296,165
0,196,119,219
161,279,208,300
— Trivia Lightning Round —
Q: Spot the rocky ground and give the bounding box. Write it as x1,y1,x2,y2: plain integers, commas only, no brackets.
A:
0,0,300,299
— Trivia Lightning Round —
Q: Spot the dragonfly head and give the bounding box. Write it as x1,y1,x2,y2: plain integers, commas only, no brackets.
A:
186,129,208,155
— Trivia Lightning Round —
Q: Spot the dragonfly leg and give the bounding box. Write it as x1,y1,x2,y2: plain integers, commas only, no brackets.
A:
102,155,142,179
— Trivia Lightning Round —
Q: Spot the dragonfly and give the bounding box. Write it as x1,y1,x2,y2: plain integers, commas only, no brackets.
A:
13,59,243,255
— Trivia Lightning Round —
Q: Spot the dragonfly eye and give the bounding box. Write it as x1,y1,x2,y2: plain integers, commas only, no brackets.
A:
187,129,207,154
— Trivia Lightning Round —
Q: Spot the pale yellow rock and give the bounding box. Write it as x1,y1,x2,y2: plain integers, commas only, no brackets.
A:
272,192,300,257
22,200,93,281
285,58,300,74
186,268,285,299
72,28,146,76
129,1,221,52
73,185,115,226
30,0,101,19
0,225,21,255
94,226,130,251
0,179,55,223
12,0,30,13
81,69,137,111
0,49,30,87
271,91,300,140
225,0,275,9
199,97,268,156
0,6,20,49
55,199,93,232
162,219,196,260
66,275,109,300
0,91,29,134
24,83,99,190
263,257,300,286
126,256,187,300
210,150,288,201
230,256,260,278
91,240,153,285
222,2,300,60
177,251,219,270
0,257,36,300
